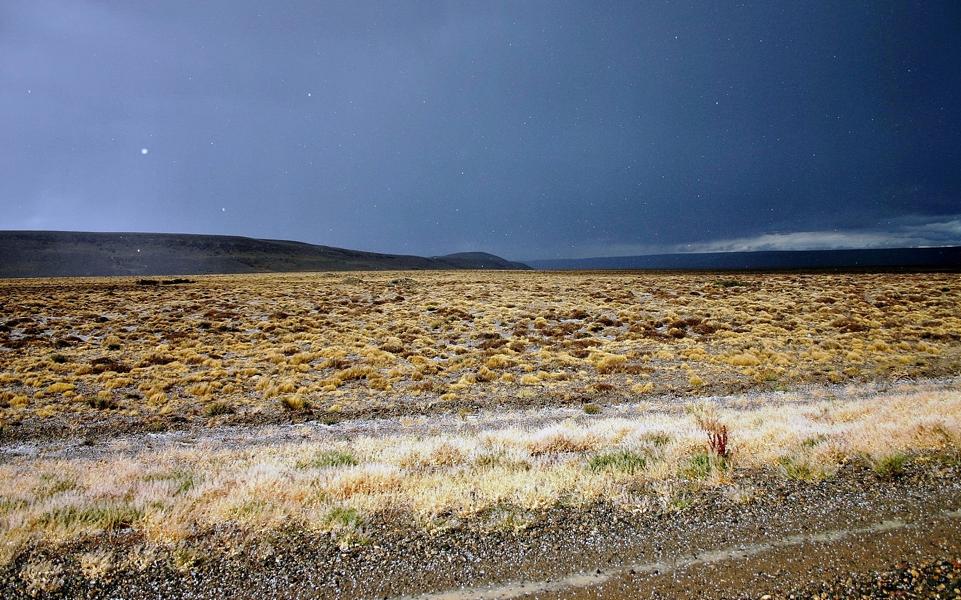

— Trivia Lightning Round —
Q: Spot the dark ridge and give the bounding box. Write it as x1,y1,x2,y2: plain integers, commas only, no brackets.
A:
434,252,532,270
0,231,529,278
527,246,961,272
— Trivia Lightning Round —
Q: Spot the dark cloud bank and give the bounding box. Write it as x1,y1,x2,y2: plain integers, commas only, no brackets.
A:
2,1,959,261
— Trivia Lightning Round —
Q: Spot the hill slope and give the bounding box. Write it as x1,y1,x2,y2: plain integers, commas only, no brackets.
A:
0,231,529,278
527,247,961,272
433,252,531,270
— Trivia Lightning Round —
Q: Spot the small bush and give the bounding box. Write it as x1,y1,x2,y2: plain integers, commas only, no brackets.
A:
48,382,76,394
582,403,601,415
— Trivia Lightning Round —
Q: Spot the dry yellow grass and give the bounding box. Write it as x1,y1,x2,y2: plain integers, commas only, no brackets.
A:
1,271,959,436
0,380,959,565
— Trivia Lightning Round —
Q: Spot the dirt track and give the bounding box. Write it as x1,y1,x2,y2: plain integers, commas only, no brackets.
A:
404,509,961,600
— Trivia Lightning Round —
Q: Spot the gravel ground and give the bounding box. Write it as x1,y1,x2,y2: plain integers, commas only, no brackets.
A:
790,557,961,599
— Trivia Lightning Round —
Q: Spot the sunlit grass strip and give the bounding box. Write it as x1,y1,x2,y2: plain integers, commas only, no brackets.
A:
0,385,959,564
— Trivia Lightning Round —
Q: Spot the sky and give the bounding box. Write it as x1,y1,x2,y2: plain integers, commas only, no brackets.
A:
2,1,960,260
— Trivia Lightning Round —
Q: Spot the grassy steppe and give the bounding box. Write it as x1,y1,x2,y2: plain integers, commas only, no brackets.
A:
1,271,959,439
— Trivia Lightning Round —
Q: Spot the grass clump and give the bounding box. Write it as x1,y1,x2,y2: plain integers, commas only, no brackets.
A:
801,434,828,448
684,451,713,479
144,469,196,495
86,396,118,410
34,504,142,532
33,475,78,499
683,449,731,479
295,449,359,470
203,401,233,417
474,452,531,471
326,506,362,529
279,394,307,411
582,402,601,415
588,449,646,474
640,431,673,447
872,452,909,479
0,497,28,515
717,279,746,288
777,456,824,482
325,506,368,549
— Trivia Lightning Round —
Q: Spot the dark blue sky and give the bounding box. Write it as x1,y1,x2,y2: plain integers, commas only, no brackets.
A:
2,1,960,259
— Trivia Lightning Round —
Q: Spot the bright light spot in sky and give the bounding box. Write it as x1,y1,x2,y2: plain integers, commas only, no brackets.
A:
140,148,149,155
221,207,226,212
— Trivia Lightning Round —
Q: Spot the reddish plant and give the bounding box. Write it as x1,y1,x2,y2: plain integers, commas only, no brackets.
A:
695,413,731,459
706,422,729,459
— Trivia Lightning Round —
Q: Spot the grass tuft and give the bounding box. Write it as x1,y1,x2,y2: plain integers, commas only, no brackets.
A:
34,505,143,532
872,452,909,479
582,403,601,415
203,401,233,417
295,449,359,470
588,449,646,474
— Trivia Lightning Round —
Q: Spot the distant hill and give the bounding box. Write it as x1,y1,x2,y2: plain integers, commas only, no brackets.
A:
433,252,531,270
0,231,530,278
527,246,961,272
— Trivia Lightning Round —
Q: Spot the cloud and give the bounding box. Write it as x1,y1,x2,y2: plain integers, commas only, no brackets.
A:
553,215,961,259
672,216,961,254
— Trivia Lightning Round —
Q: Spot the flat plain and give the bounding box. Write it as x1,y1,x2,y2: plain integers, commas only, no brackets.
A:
1,271,960,598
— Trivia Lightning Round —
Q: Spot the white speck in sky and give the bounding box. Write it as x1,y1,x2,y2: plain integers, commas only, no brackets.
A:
221,207,226,212
307,92,312,97
140,148,149,155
